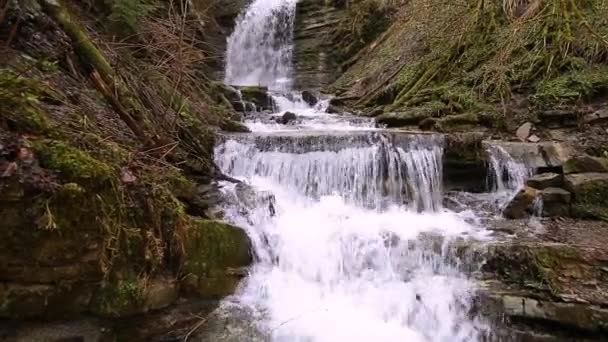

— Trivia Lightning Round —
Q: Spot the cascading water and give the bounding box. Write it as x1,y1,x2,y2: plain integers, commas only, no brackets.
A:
224,0,297,90
207,1,494,340
485,144,533,212
215,134,443,211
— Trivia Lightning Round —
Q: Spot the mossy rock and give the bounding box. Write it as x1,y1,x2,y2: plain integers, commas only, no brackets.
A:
375,111,430,128
565,173,608,220
0,70,52,135
89,279,146,318
563,156,608,174
89,277,179,318
182,219,252,276
181,219,252,298
236,86,273,110
32,139,113,184
436,113,480,130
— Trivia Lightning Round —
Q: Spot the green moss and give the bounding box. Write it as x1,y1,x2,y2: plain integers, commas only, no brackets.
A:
32,140,113,183
437,113,480,129
182,219,251,278
532,67,608,108
90,279,145,318
0,70,51,134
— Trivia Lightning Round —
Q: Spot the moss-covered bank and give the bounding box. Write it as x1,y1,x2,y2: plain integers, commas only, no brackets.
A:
0,0,252,321
328,0,608,131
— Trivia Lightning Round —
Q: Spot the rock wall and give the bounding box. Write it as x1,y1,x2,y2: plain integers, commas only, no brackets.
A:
292,0,344,90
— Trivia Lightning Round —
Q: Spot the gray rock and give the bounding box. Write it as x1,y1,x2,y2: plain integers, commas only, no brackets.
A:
539,187,571,217
516,122,533,141
526,173,563,189
482,141,575,170
563,155,608,174
540,187,571,203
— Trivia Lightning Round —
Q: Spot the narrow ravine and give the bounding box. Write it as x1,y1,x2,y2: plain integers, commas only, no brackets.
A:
203,0,529,340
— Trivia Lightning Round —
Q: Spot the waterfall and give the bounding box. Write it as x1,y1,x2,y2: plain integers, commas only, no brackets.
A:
224,0,297,90
205,2,492,340
215,134,444,211
485,144,533,212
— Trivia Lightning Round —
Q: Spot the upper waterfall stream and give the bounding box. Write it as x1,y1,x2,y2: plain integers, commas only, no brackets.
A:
204,0,529,340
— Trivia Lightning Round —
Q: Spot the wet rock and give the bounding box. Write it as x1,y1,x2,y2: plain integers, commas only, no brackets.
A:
237,86,274,111
539,187,571,217
276,111,298,125
516,122,533,141
326,104,343,114
565,173,608,219
503,186,538,219
181,219,252,299
220,119,250,133
235,182,276,216
526,173,563,189
563,155,608,174
483,141,574,170
301,90,318,106
375,111,429,128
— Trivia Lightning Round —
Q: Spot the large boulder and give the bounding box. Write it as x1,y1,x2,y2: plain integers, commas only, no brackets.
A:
525,172,563,189
563,155,608,174
565,173,608,219
181,219,252,299
503,186,538,219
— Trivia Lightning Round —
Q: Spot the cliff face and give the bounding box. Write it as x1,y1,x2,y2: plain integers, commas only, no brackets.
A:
291,0,343,90
291,0,394,90
0,0,251,327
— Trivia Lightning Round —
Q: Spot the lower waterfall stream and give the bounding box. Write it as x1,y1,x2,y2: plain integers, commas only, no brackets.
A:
201,95,531,341
209,0,530,339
